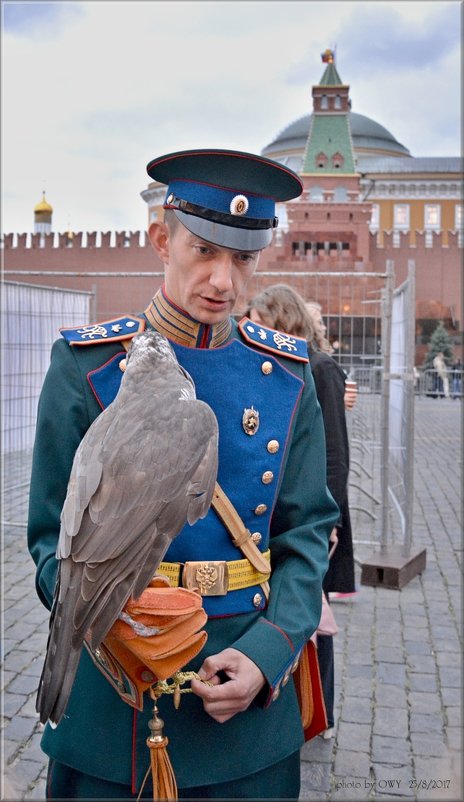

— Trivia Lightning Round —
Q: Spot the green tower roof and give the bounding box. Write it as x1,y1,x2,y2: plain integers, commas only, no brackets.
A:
302,115,356,173
302,52,356,174
319,61,343,86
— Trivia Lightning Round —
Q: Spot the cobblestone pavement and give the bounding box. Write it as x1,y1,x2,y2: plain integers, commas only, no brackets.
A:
2,397,462,801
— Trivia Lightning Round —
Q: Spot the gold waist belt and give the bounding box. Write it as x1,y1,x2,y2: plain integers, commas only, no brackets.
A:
157,550,271,597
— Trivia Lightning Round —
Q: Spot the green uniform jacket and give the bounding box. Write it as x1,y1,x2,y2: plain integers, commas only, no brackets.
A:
28,318,339,790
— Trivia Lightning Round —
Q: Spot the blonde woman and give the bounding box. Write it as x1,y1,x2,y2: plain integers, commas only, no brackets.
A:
306,301,357,411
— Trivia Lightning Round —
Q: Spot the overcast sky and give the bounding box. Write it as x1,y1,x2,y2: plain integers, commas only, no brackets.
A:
2,0,461,235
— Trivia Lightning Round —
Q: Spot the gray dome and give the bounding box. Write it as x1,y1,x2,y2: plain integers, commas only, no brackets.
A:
262,111,411,161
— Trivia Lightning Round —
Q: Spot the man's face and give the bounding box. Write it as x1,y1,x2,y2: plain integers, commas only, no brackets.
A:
150,220,260,324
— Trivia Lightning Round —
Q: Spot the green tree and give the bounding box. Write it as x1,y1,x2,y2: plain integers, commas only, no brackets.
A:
423,321,454,368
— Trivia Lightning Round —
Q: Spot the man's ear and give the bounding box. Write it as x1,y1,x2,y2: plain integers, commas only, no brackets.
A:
148,221,170,262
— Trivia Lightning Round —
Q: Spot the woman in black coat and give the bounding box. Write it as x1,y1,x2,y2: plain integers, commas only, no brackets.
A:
247,286,356,735
305,304,355,598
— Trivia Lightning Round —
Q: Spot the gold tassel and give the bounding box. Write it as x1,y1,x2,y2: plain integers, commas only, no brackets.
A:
137,689,178,801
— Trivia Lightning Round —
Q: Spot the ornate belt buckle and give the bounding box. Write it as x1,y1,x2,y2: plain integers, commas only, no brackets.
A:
182,561,229,596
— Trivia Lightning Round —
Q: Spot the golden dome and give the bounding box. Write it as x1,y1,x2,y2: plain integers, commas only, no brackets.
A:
34,191,53,214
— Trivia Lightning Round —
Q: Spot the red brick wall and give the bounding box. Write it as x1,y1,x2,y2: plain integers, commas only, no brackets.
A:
4,227,462,361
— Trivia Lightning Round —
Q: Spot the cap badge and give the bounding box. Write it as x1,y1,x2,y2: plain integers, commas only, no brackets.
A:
230,194,249,216
242,406,260,436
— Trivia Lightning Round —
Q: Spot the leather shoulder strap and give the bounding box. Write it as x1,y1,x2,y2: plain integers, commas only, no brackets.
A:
212,483,270,598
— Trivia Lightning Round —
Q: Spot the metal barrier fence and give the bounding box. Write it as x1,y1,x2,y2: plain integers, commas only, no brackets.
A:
386,260,416,555
416,368,463,398
1,282,94,527
250,269,386,372
346,387,382,550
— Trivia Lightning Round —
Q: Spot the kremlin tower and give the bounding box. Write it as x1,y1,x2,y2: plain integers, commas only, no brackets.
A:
33,192,53,234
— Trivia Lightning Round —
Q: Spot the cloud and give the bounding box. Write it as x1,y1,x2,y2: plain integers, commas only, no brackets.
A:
3,1,84,39
283,1,461,158
286,1,460,85
336,2,460,73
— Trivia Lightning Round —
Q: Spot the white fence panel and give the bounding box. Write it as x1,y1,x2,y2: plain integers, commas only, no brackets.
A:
386,262,416,552
1,281,92,454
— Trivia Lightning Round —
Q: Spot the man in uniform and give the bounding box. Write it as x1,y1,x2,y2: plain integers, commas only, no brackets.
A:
28,148,339,799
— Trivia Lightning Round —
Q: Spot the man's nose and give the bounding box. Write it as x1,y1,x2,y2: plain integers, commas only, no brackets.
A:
209,257,234,293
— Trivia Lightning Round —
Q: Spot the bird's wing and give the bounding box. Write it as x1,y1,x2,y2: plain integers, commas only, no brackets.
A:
58,406,114,552
56,392,218,648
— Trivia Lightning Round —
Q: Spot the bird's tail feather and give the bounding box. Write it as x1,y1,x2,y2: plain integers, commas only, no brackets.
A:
36,603,82,726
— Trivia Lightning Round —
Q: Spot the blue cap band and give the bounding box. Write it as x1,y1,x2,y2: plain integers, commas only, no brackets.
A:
165,179,275,220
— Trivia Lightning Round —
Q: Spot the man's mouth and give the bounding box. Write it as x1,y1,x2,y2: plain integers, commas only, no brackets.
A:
201,296,232,306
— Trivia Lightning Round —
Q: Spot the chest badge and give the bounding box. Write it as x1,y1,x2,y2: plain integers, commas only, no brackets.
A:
242,406,260,436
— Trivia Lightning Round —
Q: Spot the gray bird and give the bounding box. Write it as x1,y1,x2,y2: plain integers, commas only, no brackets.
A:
37,329,218,726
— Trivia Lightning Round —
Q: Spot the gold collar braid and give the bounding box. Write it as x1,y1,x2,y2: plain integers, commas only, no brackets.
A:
144,288,232,348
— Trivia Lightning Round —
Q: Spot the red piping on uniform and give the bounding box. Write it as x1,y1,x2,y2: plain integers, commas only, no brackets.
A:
161,285,196,322
87,352,126,410
263,619,294,650
131,709,137,794
199,325,211,349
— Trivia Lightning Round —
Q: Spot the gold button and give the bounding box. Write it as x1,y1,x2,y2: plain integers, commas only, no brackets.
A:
251,532,262,544
262,470,274,485
267,440,280,454
254,504,267,516
119,359,127,372
261,361,273,375
253,593,263,608
291,654,301,673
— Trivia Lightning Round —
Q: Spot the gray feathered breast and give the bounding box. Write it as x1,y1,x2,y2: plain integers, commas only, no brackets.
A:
37,329,218,725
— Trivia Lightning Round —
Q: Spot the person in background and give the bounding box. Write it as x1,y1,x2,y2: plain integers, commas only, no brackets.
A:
451,358,462,399
247,284,356,738
433,351,450,398
306,301,357,412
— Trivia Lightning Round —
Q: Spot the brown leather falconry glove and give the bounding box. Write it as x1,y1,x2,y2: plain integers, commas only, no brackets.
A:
86,578,207,710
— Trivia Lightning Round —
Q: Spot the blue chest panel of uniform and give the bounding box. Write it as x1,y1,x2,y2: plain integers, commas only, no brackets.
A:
166,338,303,616
87,352,126,410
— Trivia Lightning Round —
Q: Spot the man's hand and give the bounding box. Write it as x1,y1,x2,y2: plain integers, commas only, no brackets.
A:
190,647,265,723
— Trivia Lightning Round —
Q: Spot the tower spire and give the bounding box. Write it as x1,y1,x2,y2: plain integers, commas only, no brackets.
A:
301,50,356,174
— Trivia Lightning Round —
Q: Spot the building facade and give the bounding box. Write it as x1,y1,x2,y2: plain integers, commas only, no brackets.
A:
4,52,462,364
